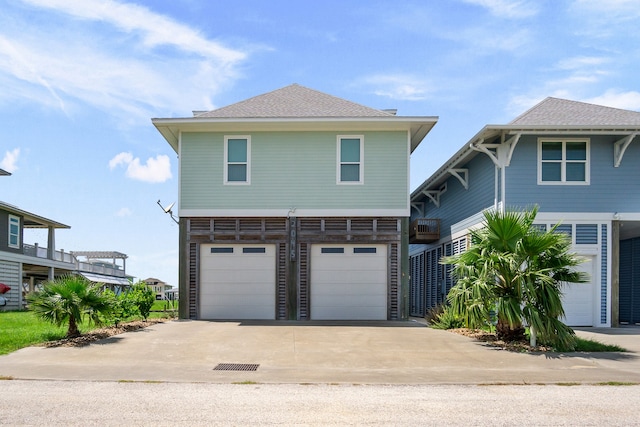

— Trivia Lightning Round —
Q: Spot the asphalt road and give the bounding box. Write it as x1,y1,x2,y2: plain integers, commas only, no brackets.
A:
1,380,639,426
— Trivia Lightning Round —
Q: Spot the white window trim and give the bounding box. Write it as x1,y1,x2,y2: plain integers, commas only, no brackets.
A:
337,135,364,185
8,214,20,249
537,138,590,185
224,135,251,185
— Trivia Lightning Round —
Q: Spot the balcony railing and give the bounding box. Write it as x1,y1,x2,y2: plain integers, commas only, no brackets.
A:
21,244,125,277
409,218,440,244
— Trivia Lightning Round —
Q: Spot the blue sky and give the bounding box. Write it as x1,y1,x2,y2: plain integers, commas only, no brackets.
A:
2,0,639,287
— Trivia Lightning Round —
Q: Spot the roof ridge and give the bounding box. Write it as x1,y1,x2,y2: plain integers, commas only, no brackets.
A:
196,84,395,118
509,96,640,126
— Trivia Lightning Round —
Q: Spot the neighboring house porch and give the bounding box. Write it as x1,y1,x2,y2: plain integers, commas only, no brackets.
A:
0,201,132,310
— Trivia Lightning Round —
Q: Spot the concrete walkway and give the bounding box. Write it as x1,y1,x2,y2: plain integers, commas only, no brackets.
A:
1,320,639,384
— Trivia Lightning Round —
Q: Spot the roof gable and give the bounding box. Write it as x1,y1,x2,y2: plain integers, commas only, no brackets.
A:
196,84,394,118
510,97,640,126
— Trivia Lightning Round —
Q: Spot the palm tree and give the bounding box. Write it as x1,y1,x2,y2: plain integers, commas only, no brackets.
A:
27,275,112,338
441,206,588,350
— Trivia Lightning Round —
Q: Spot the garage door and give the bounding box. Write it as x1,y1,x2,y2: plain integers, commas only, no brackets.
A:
200,244,276,320
310,244,387,320
561,255,596,326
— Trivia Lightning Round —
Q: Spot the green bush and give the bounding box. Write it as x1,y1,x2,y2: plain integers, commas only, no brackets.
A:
430,305,465,330
101,289,137,327
127,282,156,320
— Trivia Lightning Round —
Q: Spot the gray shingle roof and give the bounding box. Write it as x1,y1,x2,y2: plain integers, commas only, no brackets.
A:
510,97,640,126
196,84,394,118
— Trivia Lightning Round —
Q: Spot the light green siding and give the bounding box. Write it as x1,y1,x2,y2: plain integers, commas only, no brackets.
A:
180,131,408,211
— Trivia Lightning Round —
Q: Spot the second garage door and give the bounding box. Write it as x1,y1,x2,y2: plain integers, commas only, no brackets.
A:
561,255,596,326
200,244,276,320
310,244,387,320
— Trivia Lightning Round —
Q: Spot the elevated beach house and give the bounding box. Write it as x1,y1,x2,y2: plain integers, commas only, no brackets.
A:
153,84,437,320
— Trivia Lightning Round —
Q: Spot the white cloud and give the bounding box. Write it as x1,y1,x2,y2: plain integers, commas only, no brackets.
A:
109,152,172,183
1,148,20,173
0,0,249,120
585,90,640,111
555,56,610,70
361,75,433,101
116,207,132,217
461,0,539,19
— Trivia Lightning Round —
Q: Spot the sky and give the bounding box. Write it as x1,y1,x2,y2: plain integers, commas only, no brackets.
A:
2,0,640,288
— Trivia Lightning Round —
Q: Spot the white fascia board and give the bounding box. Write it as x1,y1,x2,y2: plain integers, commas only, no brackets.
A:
152,116,437,153
179,208,410,218
535,212,625,222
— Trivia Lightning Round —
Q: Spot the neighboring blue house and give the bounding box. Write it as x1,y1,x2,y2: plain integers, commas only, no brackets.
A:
409,97,640,327
153,84,437,321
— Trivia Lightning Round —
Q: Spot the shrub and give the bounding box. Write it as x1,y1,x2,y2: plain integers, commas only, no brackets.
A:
101,289,137,327
430,305,465,330
127,282,156,320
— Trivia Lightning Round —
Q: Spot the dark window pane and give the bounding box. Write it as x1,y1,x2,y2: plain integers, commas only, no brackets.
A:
566,163,585,181
566,141,586,160
341,164,360,182
227,139,247,162
354,247,376,254
541,162,561,181
211,247,233,253
541,141,562,160
243,247,266,254
228,164,247,181
321,247,344,254
340,138,360,162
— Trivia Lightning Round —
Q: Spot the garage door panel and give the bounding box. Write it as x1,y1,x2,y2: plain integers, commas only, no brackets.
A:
200,305,273,320
312,270,386,284
313,294,386,306
200,244,275,320
313,258,385,271
200,285,273,298
561,256,595,327
312,283,387,296
312,306,386,320
311,244,388,320
200,270,272,283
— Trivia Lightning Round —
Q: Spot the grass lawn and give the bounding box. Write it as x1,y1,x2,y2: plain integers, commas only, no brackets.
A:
0,310,173,355
0,311,94,355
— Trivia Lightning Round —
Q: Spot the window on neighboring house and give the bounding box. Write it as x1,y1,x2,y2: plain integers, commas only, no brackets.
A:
225,136,250,184
8,215,20,249
538,139,589,184
338,135,363,184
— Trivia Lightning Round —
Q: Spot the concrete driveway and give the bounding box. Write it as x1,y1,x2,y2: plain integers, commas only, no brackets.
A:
1,320,639,384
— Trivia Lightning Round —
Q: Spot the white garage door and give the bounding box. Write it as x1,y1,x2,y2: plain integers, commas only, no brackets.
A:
310,244,387,320
200,244,276,320
561,255,596,326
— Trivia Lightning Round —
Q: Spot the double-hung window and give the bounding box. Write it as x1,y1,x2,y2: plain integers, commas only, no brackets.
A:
538,138,589,185
337,135,363,184
8,214,20,249
224,136,250,184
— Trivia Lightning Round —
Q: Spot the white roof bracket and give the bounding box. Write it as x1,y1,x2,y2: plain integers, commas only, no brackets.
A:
503,132,522,167
614,133,638,167
422,190,441,208
448,168,469,190
411,202,424,217
470,139,500,167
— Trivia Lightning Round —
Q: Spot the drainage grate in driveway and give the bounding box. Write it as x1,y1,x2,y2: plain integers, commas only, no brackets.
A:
213,363,259,371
